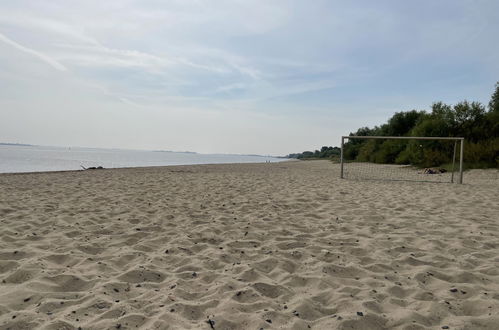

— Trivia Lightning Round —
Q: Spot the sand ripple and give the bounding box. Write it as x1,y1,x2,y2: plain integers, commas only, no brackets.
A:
0,161,498,329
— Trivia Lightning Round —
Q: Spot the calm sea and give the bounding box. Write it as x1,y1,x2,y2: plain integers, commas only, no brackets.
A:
0,144,287,173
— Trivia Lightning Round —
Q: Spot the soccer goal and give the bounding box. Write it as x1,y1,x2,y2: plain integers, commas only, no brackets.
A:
340,136,464,184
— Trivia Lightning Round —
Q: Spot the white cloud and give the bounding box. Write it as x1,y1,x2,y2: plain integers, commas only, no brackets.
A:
0,32,67,71
53,43,172,71
0,0,498,154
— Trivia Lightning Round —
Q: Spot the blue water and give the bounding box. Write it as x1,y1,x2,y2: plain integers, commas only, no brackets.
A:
0,145,287,173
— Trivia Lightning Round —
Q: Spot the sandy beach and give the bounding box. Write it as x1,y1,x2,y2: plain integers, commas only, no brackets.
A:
0,160,498,330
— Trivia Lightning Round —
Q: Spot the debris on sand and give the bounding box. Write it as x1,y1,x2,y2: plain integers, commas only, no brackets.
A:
81,165,104,170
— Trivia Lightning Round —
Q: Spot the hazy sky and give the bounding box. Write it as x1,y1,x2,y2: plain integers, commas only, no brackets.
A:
1,0,498,155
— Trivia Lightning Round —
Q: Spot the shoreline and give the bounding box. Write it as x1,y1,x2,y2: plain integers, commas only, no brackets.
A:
0,159,294,176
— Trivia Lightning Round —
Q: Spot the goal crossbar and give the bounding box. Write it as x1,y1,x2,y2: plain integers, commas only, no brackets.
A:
340,136,464,184
343,136,464,141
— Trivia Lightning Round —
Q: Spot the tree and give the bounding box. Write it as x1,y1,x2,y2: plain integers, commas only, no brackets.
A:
292,82,498,168
489,81,499,113
384,110,426,136
486,82,499,141
452,101,486,142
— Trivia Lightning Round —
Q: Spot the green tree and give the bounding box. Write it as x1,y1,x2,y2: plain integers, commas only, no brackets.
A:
486,82,499,141
489,81,499,113
384,110,426,136
291,82,499,168
452,101,486,142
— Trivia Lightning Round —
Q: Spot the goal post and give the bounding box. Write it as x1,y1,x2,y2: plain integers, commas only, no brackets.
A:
340,136,464,184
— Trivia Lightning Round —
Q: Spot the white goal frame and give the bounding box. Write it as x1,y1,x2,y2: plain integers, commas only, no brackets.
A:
340,136,464,184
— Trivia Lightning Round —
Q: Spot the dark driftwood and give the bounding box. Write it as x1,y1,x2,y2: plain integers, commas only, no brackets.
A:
80,166,104,170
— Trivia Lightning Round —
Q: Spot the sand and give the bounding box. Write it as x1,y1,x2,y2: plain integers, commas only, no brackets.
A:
0,160,498,330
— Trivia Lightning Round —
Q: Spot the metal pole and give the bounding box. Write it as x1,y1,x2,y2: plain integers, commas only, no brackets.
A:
451,140,457,183
459,139,464,184
340,137,344,179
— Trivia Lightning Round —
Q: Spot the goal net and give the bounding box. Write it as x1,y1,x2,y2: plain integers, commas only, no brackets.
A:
340,136,464,183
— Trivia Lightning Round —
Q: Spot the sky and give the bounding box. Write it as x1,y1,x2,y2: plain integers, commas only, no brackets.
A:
0,0,498,155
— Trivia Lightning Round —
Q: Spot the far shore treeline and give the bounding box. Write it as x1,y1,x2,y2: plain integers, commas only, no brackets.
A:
288,82,499,168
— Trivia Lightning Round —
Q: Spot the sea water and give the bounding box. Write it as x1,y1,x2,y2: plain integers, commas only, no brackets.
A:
0,144,287,173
